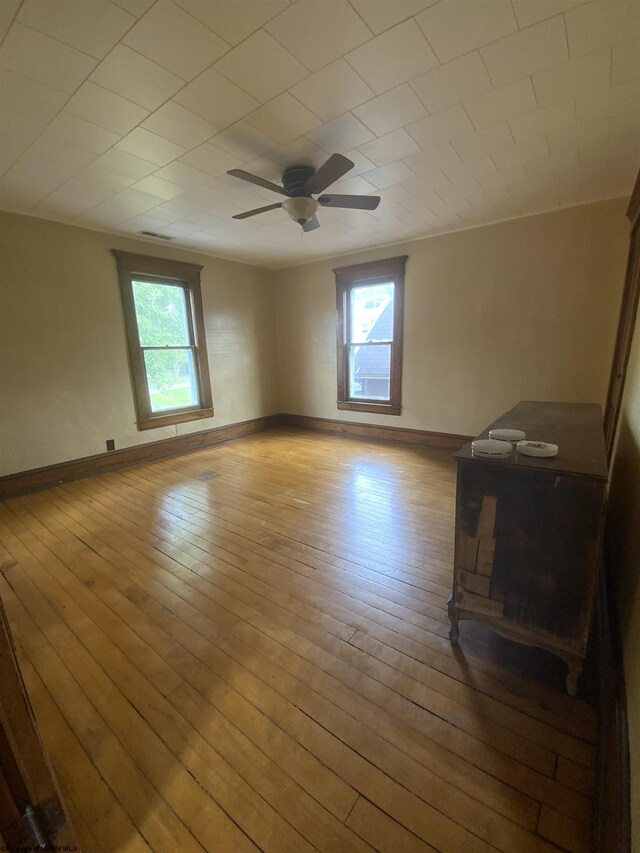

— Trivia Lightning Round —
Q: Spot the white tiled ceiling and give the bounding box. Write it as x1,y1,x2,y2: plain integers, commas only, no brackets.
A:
0,0,638,268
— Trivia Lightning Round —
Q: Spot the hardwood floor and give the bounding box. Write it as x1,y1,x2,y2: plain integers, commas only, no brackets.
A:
0,428,596,852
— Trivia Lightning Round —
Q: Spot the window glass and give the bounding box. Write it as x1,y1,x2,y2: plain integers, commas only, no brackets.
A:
132,281,190,347
348,343,391,401
144,349,199,412
349,282,394,343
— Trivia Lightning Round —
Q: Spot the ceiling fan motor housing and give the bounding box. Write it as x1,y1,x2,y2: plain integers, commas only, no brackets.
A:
282,165,316,196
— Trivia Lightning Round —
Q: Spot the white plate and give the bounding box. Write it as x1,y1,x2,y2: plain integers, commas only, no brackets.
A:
489,428,526,442
516,440,558,458
472,439,512,458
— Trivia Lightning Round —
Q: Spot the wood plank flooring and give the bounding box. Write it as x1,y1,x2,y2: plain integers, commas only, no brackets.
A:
0,428,597,852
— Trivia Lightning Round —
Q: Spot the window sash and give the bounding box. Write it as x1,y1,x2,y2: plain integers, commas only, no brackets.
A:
113,250,213,431
140,345,197,351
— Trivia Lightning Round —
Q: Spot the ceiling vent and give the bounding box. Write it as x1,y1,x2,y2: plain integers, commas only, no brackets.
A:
138,230,174,240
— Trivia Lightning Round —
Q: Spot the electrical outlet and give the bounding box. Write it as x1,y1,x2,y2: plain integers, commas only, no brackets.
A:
106,439,115,451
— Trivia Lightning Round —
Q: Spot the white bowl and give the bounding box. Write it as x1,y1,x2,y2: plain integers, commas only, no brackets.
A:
516,440,558,458
472,439,513,458
489,428,526,443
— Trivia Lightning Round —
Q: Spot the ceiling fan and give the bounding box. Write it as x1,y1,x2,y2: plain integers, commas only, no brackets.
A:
226,153,380,232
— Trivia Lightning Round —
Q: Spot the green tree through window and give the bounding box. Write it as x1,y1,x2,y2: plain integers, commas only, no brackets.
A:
132,280,198,412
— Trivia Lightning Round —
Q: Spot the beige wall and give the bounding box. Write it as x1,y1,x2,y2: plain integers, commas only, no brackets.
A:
608,294,640,851
0,212,279,475
0,198,630,477
274,198,629,436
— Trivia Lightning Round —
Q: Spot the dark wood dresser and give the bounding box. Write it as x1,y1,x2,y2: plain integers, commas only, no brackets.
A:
448,401,608,694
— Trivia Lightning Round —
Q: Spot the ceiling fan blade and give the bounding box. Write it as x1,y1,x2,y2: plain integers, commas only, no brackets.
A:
303,154,354,195
318,194,381,210
232,202,283,220
227,169,289,196
302,214,319,232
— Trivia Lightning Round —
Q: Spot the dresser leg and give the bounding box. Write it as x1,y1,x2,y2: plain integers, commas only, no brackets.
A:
447,595,460,645
566,659,583,696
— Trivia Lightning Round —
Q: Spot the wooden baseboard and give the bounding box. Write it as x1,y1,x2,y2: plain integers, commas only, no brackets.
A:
0,412,471,500
280,412,472,450
594,556,631,852
0,414,283,500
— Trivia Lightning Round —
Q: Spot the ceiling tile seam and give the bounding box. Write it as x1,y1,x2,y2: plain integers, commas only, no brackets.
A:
432,181,471,209
0,118,63,180
202,11,371,110
478,12,574,88
405,16,590,112
3,26,94,82
35,114,126,161
211,41,307,104
125,0,236,71
474,46,501,122
33,137,188,216
19,0,142,60
345,0,436,38
338,19,443,101
67,45,269,159
510,1,520,32
406,77,432,115
410,10,441,69
90,38,183,86
514,6,581,36
400,154,430,185
531,68,542,113
608,42,614,90
555,12,572,116
168,0,287,49
0,75,103,188
7,19,103,64
294,71,388,132
0,91,109,170
76,14,279,122
8,166,73,211
263,5,374,76
343,0,379,38
0,0,23,49
281,88,328,125
63,82,152,127
409,48,491,106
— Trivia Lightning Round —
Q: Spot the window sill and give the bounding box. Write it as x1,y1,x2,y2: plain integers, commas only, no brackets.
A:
138,407,214,431
337,401,401,416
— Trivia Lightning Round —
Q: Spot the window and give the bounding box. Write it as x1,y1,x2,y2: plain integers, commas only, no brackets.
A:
335,255,406,416
113,250,213,431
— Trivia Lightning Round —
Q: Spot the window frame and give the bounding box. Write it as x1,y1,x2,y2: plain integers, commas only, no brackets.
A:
112,250,213,431
335,255,407,416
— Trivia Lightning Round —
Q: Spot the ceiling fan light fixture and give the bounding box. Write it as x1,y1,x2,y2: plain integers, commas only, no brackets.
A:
282,196,319,226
